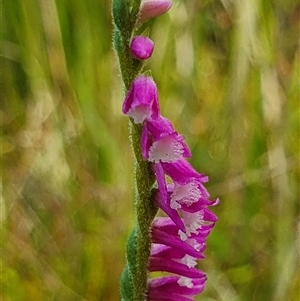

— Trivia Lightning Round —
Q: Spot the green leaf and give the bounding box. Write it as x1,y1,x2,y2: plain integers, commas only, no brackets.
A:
126,227,138,275
112,0,130,31
120,264,134,301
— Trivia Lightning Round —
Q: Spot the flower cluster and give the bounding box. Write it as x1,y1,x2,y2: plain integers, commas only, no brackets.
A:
123,73,218,300
118,2,218,299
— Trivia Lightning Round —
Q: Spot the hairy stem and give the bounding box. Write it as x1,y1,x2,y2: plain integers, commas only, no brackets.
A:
112,0,157,299
130,121,157,300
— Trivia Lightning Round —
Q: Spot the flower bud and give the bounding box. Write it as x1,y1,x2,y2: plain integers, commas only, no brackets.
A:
122,76,160,123
139,0,172,25
130,36,154,60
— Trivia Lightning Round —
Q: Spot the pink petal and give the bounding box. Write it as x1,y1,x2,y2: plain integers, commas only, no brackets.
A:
148,276,206,295
139,0,172,25
161,159,208,185
149,257,206,278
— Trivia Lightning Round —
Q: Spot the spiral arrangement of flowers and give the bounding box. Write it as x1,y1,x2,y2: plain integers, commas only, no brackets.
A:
112,1,218,300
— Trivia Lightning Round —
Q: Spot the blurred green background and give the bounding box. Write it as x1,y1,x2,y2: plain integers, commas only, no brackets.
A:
1,0,299,300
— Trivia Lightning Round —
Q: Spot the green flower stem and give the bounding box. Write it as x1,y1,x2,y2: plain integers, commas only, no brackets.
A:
112,0,143,89
130,121,157,300
112,0,158,299
113,29,143,90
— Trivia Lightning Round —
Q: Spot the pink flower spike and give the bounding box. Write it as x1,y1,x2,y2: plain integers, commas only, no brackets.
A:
130,36,154,60
122,76,160,123
139,0,172,25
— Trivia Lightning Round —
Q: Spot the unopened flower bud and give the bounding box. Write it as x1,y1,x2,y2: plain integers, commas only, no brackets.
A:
130,36,154,60
139,0,172,25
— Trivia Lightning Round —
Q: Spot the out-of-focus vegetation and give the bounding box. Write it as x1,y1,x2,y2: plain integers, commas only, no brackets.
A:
1,0,299,300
